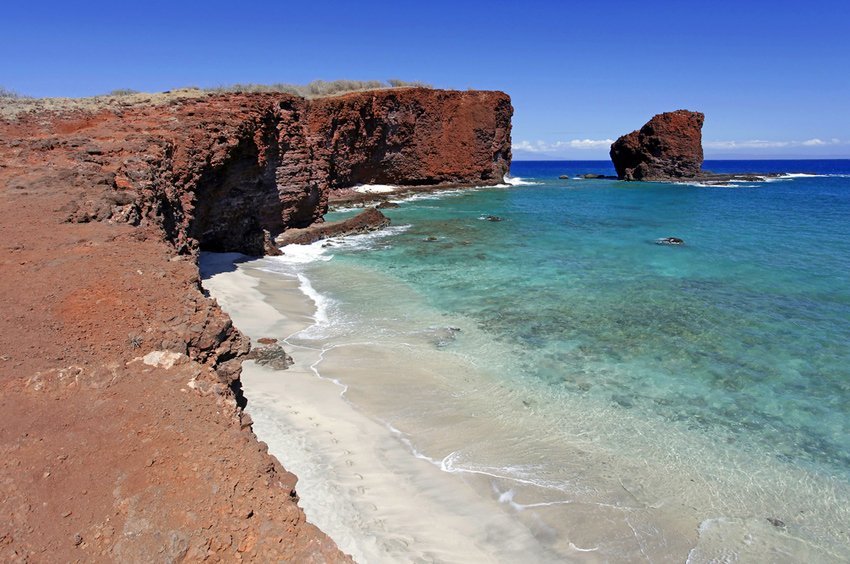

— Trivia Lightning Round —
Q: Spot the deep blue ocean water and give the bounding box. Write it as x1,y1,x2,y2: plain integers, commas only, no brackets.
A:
273,160,850,558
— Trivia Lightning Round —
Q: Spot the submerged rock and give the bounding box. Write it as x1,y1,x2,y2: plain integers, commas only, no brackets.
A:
376,201,400,209
558,175,569,179
656,237,685,246
482,215,504,222
248,344,294,370
766,517,786,529
610,110,704,181
428,326,462,348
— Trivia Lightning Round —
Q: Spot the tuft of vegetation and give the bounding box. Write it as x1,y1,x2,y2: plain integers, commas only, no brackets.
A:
387,79,432,88
128,334,143,349
203,79,432,99
105,88,140,97
0,86,30,99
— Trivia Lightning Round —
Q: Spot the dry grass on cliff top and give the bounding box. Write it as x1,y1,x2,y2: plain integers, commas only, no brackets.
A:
0,80,433,118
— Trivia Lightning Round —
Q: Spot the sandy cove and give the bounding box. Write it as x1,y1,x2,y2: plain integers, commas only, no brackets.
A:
200,243,850,563
202,250,759,563
200,253,564,562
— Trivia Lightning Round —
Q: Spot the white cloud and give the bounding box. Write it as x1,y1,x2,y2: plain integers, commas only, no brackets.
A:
514,137,847,155
512,139,614,153
704,140,790,149
511,140,546,153
705,138,845,150
567,138,615,149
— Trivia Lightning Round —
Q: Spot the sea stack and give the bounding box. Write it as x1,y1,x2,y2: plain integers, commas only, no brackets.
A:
610,110,704,181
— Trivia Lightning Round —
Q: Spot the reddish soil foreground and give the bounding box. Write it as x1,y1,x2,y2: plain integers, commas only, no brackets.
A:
0,89,511,561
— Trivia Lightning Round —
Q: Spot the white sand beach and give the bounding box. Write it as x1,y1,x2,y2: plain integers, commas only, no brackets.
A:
200,253,565,562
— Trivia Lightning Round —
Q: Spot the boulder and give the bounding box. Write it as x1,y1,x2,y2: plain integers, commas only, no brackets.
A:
656,237,685,246
276,208,390,246
610,110,704,181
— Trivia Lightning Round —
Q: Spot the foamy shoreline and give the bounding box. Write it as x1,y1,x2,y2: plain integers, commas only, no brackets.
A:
201,240,850,563
200,253,563,563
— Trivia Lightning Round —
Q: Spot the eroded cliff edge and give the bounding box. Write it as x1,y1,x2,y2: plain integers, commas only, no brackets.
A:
0,88,511,561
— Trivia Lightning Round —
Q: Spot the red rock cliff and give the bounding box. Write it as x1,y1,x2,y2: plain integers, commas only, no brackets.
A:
0,88,510,561
609,110,704,181
307,88,512,188
4,88,511,256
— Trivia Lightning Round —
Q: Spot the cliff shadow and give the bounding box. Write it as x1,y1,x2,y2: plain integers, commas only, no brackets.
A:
190,124,284,256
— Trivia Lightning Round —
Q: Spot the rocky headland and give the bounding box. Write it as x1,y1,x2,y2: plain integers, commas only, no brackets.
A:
0,87,511,561
610,109,706,181
609,110,785,184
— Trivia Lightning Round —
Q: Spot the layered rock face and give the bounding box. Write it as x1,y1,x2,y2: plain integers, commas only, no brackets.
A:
308,88,512,188
12,88,511,257
0,88,510,561
609,110,704,181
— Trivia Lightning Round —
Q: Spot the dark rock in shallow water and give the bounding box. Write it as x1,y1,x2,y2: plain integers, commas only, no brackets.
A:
579,173,618,180
429,326,461,347
766,517,786,528
656,237,685,246
610,110,705,181
376,201,400,209
423,236,438,242
247,344,294,370
482,215,503,222
276,208,390,245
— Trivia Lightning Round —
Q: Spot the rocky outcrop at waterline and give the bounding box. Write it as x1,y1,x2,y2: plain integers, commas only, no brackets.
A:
276,208,391,246
610,110,705,181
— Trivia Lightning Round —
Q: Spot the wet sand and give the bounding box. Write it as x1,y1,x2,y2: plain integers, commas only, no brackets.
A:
201,254,565,562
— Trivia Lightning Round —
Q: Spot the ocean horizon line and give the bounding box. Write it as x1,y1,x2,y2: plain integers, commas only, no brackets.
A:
512,157,850,162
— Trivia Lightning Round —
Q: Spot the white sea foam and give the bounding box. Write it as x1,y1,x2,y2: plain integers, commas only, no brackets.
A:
274,241,333,264
354,184,397,194
327,204,366,214
780,172,822,178
390,189,468,203
681,182,735,188
327,224,412,251
438,451,572,492
296,273,330,327
503,175,540,186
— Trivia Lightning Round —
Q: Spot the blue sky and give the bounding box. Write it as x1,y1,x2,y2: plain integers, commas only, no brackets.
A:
2,0,848,159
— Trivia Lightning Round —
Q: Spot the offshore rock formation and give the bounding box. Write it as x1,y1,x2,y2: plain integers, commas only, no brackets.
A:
610,110,705,181
0,88,510,561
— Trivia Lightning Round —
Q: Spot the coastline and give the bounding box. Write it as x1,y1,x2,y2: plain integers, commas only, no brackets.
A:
201,169,850,562
200,253,564,562
202,251,714,562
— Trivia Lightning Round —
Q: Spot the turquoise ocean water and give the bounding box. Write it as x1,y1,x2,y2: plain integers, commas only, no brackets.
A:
261,160,850,559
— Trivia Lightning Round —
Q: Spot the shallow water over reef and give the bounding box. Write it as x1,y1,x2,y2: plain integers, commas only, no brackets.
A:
252,160,850,561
